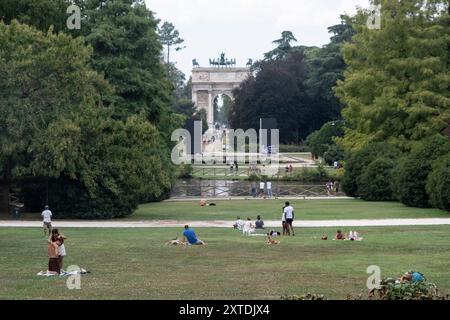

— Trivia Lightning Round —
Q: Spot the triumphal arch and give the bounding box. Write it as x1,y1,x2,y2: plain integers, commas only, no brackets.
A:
191,53,250,126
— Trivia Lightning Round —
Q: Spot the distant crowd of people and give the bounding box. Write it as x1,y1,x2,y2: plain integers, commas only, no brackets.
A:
233,201,296,237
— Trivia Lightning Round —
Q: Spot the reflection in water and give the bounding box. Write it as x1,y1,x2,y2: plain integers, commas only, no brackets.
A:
171,179,336,198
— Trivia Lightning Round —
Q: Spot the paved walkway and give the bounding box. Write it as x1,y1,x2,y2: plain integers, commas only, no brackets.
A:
2,218,450,229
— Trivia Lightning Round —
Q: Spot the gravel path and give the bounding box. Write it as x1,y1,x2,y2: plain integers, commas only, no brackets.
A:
2,218,450,228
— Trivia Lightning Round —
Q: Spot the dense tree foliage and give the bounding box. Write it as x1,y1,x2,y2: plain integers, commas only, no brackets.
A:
357,157,396,201
229,51,312,143
335,0,450,151
341,143,402,198
306,121,345,159
82,0,172,122
427,153,450,211
0,0,70,32
231,21,353,145
305,16,355,127
0,1,181,217
392,135,450,208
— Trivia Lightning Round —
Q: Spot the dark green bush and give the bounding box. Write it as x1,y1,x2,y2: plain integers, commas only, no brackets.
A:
357,157,395,201
342,143,401,198
392,135,450,208
426,153,450,211
323,144,345,166
177,164,193,179
279,144,310,153
369,278,448,300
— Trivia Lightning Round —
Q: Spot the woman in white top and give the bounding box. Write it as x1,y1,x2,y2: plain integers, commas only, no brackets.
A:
51,229,67,271
242,218,256,236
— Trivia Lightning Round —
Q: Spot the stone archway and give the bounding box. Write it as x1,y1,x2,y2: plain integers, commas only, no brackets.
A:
192,67,249,127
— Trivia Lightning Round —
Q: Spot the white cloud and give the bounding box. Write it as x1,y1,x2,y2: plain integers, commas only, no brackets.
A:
146,0,370,77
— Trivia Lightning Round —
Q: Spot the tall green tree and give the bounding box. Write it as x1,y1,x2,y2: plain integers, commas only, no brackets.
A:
82,0,173,123
264,31,297,61
230,51,314,143
0,20,109,214
158,21,185,64
305,16,355,122
0,0,70,33
335,0,450,151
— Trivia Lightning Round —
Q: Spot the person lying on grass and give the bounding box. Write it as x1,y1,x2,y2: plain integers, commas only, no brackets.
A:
266,236,280,245
166,238,187,246
183,225,207,246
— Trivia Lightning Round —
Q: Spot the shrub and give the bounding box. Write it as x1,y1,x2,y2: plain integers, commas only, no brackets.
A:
281,293,326,300
323,144,345,166
306,120,345,157
177,164,193,179
357,157,395,201
342,143,401,198
426,153,450,211
368,278,448,300
279,144,310,153
392,135,450,208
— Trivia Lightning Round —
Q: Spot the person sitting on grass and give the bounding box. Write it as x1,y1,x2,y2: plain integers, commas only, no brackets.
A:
182,225,206,246
47,236,61,275
243,218,256,236
255,215,265,229
400,271,425,284
233,217,245,230
51,229,67,271
334,230,345,240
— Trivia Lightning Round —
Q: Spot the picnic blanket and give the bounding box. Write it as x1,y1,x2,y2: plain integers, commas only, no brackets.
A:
37,269,89,277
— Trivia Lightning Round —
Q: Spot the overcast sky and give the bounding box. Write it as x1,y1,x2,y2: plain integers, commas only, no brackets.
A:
146,0,371,78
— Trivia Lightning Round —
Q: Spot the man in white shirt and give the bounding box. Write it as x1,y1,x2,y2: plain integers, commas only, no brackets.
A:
266,181,273,198
233,217,245,231
41,205,53,237
259,181,265,197
283,202,295,236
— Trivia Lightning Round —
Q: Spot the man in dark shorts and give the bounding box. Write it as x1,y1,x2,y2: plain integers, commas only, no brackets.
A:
283,202,295,236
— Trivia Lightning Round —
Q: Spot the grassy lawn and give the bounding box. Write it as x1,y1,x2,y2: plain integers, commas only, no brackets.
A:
130,199,449,221
1,226,449,300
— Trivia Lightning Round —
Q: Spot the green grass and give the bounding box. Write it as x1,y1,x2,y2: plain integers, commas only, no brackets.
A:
1,226,450,300
130,199,448,221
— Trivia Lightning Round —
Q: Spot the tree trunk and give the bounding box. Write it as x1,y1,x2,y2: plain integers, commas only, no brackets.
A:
0,179,10,215
167,44,170,64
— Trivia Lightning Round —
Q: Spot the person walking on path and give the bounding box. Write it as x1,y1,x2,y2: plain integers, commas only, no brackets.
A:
283,201,295,236
41,205,53,237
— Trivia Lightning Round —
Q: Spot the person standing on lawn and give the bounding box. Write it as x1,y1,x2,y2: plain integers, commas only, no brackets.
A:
283,201,295,236
41,205,52,237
